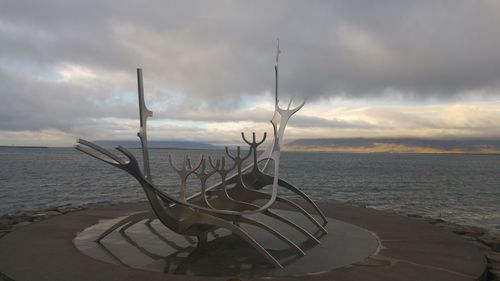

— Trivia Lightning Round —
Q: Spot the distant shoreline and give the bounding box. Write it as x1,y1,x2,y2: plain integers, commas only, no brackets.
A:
282,147,500,155
287,138,500,155
0,146,48,149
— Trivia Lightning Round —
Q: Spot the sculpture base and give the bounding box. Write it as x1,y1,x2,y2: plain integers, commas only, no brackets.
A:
0,201,487,280
74,210,378,277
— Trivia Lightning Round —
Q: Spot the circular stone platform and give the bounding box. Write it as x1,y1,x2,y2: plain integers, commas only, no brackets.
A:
74,210,378,277
0,201,487,281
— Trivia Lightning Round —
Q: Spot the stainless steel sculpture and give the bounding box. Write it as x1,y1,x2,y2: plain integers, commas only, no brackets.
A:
75,44,328,268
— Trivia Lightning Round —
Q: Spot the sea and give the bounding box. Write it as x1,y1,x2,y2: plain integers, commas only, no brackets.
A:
0,147,499,232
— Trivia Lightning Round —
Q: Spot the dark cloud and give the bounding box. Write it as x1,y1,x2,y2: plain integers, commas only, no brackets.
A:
0,69,138,132
2,1,500,100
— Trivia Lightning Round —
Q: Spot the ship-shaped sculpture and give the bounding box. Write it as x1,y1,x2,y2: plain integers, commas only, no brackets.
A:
75,44,328,268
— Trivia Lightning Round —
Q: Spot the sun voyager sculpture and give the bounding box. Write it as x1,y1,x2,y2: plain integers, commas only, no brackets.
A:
75,44,328,268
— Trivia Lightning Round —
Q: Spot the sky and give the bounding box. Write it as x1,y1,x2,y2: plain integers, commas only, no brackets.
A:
2,1,500,146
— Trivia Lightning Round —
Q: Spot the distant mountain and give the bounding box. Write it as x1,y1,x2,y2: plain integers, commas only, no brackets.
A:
285,138,500,154
94,140,217,150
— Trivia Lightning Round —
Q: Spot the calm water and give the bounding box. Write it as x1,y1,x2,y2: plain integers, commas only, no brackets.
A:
0,147,499,231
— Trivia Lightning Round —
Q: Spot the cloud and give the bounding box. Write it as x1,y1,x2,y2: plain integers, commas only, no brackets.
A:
1,1,500,145
2,1,500,100
0,68,137,132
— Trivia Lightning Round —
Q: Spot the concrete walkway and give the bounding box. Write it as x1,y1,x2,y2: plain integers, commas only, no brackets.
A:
0,201,487,281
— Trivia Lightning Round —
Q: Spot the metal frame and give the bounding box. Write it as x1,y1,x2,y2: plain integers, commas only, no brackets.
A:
75,44,327,268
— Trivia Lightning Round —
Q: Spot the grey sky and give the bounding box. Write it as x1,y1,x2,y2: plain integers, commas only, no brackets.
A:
1,1,500,145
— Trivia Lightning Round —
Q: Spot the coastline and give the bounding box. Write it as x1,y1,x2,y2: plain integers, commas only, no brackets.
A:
0,201,499,280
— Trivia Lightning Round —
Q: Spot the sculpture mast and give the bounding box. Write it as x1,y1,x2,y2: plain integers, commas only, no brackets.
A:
136,68,153,181
274,38,280,106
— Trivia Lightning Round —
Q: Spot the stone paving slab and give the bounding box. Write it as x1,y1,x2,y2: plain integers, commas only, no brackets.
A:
0,201,487,281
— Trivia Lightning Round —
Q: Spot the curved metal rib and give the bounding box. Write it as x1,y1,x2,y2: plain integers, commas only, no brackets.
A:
226,130,328,235
145,223,185,251
224,141,327,235
197,213,283,268
265,209,320,244
192,156,314,249
226,185,328,235
245,171,328,227
275,196,328,234
237,216,305,256
194,176,320,243
95,211,151,242
278,178,328,226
